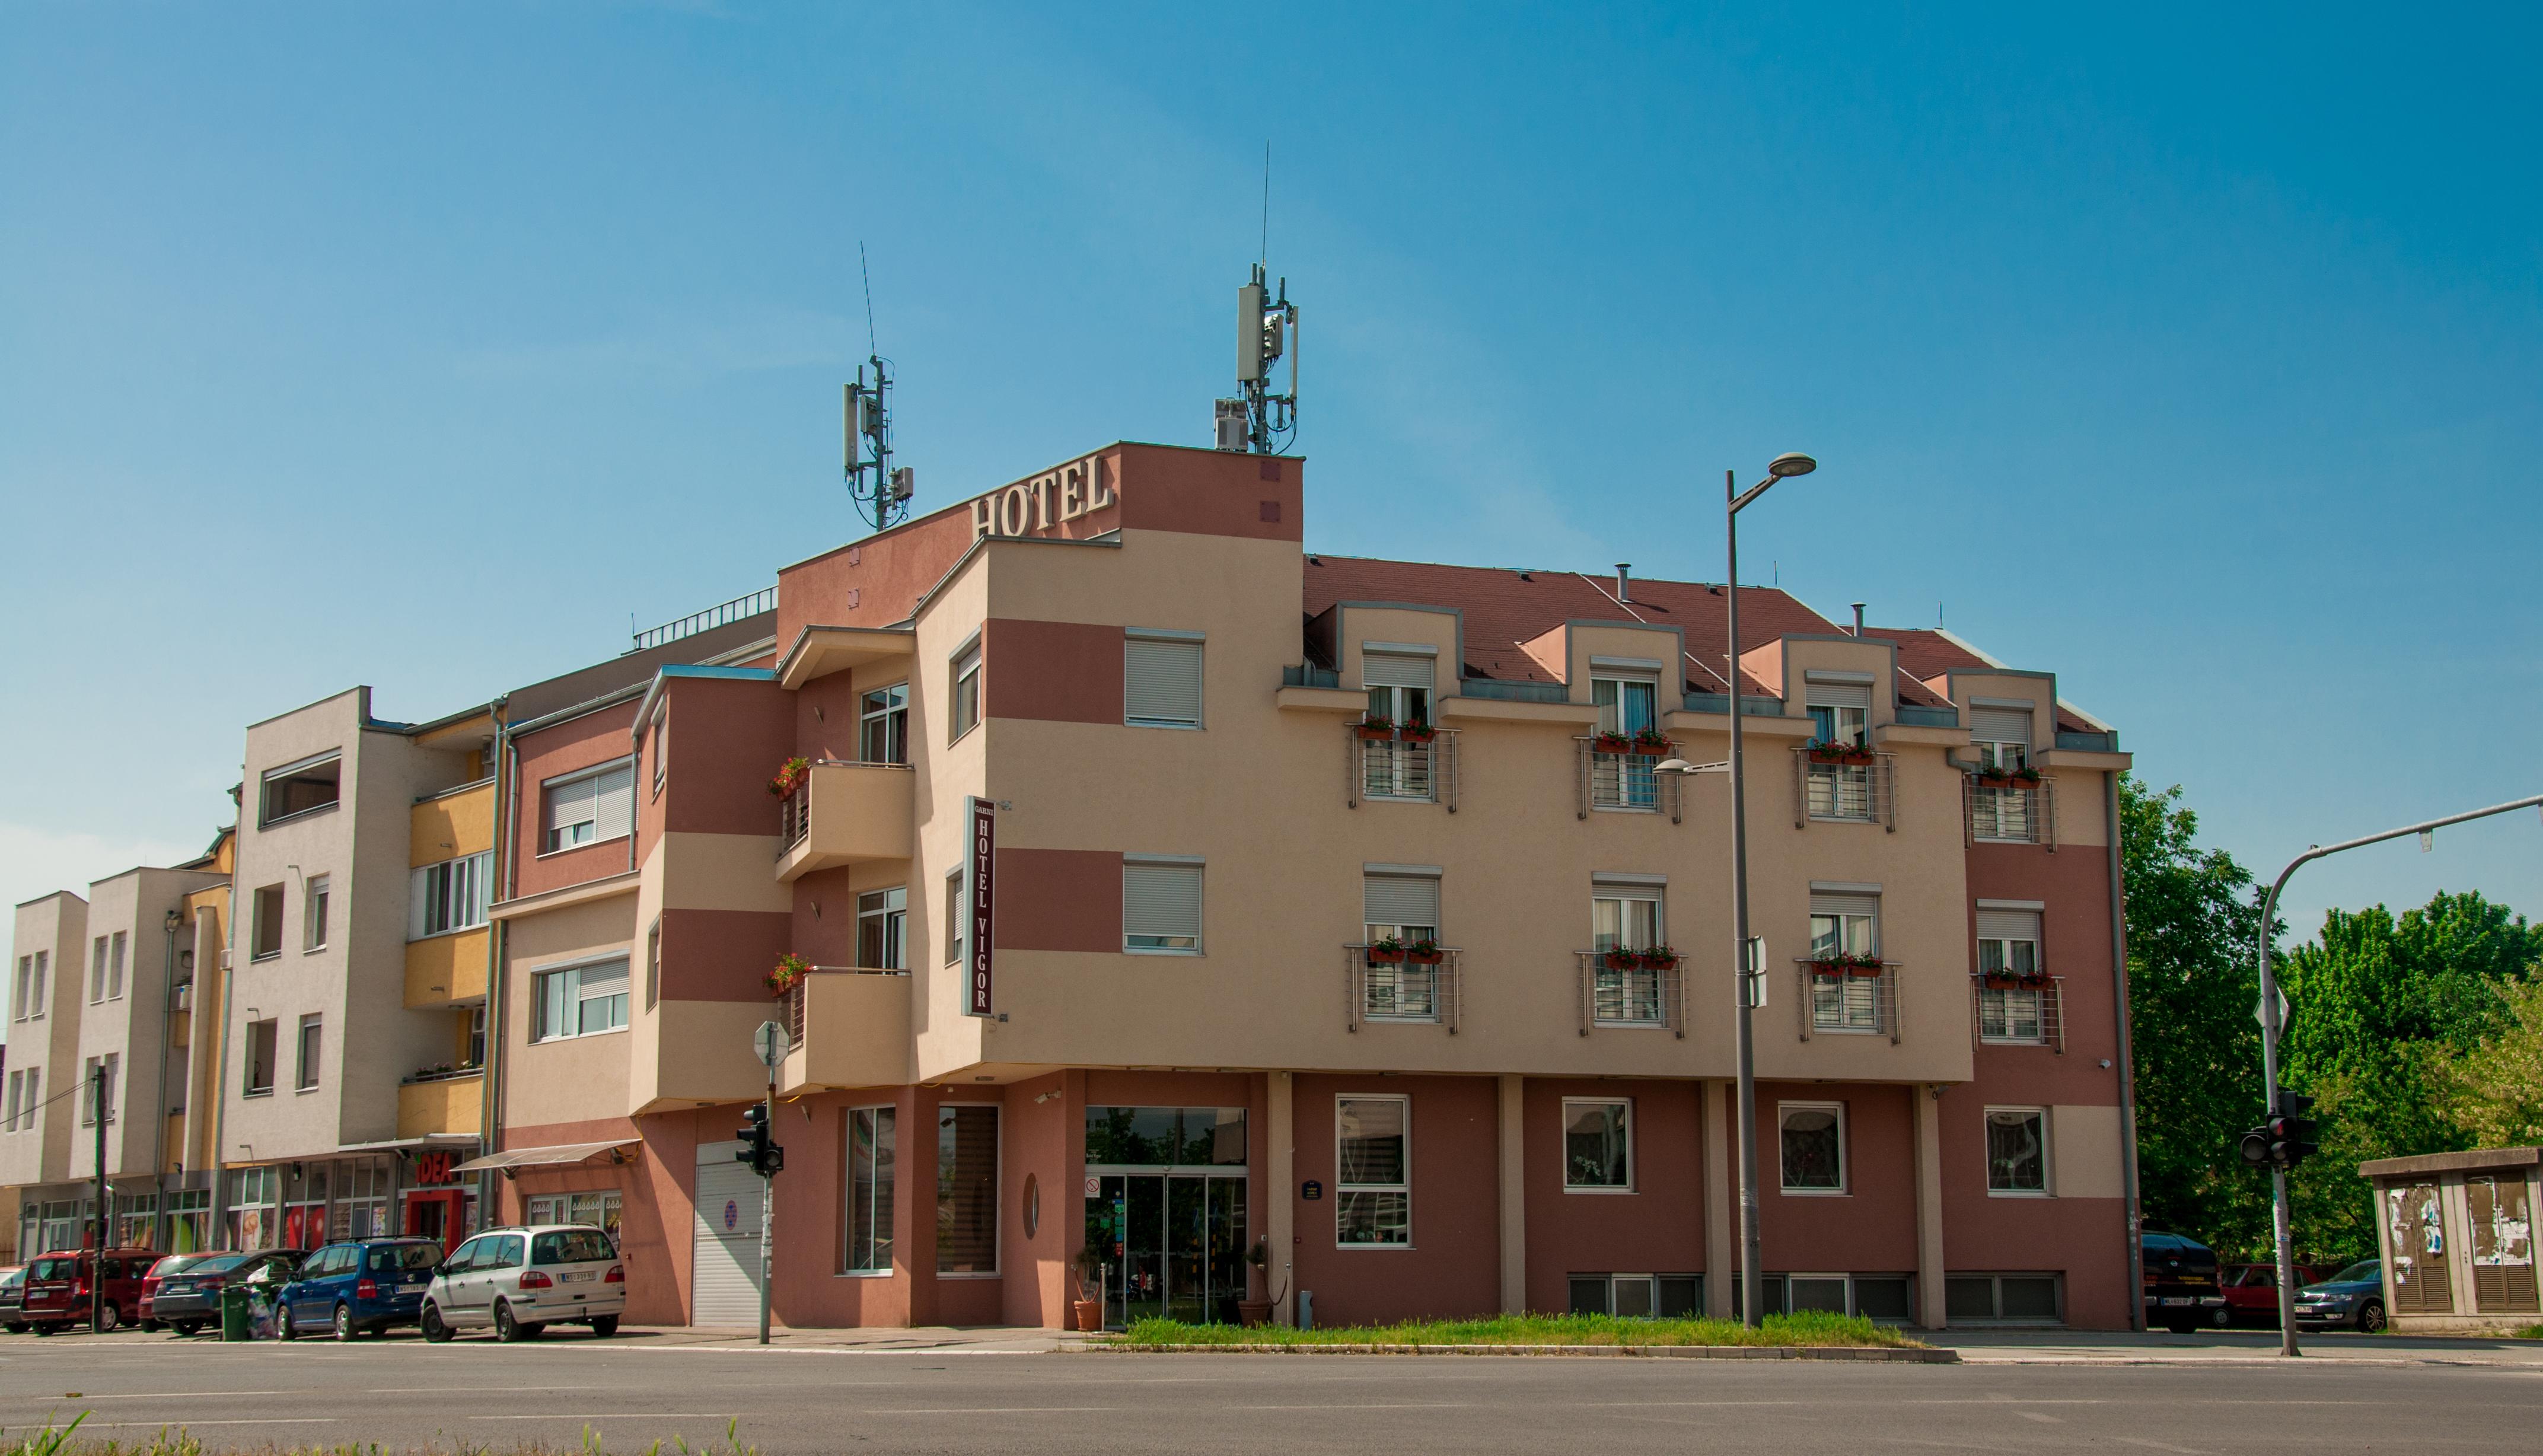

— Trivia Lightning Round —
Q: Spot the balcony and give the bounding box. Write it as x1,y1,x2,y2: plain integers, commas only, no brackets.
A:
775,760,916,882
1971,972,2066,1052
1572,951,1686,1037
779,968,912,1092
1794,960,1901,1043
1343,945,1464,1033
1964,776,2057,848
397,1068,484,1140
405,926,492,1008
1792,747,1895,830
1347,725,1459,810
1575,739,1684,821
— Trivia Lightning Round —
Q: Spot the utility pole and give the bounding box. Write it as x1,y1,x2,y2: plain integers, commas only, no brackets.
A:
747,1019,789,1346
759,1069,775,1346
91,1063,109,1333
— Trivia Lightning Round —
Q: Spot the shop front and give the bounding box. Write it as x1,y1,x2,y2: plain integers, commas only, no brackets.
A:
1081,1104,1252,1328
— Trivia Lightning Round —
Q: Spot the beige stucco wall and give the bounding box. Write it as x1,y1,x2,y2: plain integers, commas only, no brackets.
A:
502,891,636,1129
4,893,88,1187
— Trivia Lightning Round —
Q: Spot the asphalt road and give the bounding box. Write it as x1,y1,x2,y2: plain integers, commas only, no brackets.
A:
4,1329,2539,1454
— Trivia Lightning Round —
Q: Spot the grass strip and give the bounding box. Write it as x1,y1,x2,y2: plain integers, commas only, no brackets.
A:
1114,1310,1917,1348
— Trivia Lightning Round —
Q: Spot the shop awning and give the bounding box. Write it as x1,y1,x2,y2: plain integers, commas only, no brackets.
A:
454,1139,639,1174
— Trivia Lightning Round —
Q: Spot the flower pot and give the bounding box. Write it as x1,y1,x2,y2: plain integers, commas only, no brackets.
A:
1810,964,1846,979
1073,1299,1104,1333
1367,950,1407,965
1407,951,1445,966
1237,1299,1274,1327
1982,974,2020,990
1638,954,1680,971
1400,729,1438,745
1356,725,1396,741
1846,963,1885,979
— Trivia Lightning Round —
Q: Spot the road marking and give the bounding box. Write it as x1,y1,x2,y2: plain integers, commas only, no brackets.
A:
26,1391,294,1401
867,1406,1115,1414
73,1419,339,1429
2019,1411,2061,1423
2115,1441,2210,1455
366,1387,598,1394
1225,1403,1470,1411
473,1413,736,1422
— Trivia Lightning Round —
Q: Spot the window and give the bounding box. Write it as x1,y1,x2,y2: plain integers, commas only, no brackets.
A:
1360,647,1437,800
644,919,662,1010
12,954,27,1020
936,1104,998,1275
1977,906,2047,1042
1946,1273,2062,1324
251,884,285,960
1124,632,1204,728
857,889,907,969
1591,674,1660,809
1780,1102,1845,1193
1810,891,1882,1033
108,932,126,1000
1804,675,1875,819
90,936,108,1003
295,1015,322,1091
649,709,668,796
467,1006,486,1066
1969,703,2035,839
1124,859,1203,953
949,645,981,742
1986,1108,2049,1194
81,1056,118,1126
1337,1095,1411,1245
845,1105,896,1274
259,751,341,826
1591,883,1665,1025
304,874,331,951
1362,871,1442,1021
944,870,965,966
4,1070,20,1131
410,853,491,939
525,1191,624,1243
1570,1273,1701,1317
534,958,630,1040
9,1069,34,1132
543,762,634,853
26,950,42,1018
860,684,909,764
1564,1099,1631,1190
244,1019,278,1095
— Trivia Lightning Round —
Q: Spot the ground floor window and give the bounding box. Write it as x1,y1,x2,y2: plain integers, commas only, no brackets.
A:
1563,1098,1632,1190
165,1189,211,1253
1945,1272,2063,1324
845,1106,896,1273
225,1167,281,1250
1731,1271,1914,1322
114,1193,157,1249
1336,1095,1411,1246
1569,1272,1700,1317
527,1190,623,1244
936,1104,998,1275
1985,1108,2050,1194
1779,1103,1846,1192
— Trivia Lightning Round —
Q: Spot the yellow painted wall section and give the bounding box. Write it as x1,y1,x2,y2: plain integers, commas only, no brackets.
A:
406,928,491,1006
412,782,496,866
397,1073,485,1139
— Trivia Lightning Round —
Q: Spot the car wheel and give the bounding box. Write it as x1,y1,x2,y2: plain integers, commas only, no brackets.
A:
4,1324,24,1334
420,1304,452,1343
2359,1299,2386,1333
174,1321,202,1337
334,1304,355,1342
493,1300,525,1342
589,1315,619,1339
97,1303,122,1333
2210,1305,2230,1327
32,1324,50,1337
277,1305,297,1341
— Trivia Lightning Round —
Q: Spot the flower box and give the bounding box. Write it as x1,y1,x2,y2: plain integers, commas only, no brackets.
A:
1356,716,1397,741
1630,731,1675,757
1398,723,1439,745
1975,769,2042,789
1637,947,1681,970
1406,939,1445,966
1365,938,1407,966
1807,741,1876,766
766,952,809,998
1811,952,1885,978
1981,973,2023,990
767,756,812,798
1591,731,1634,755
1603,949,1640,972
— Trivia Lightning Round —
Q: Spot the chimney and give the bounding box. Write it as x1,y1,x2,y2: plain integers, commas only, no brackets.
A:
1852,603,1866,636
1615,563,1631,604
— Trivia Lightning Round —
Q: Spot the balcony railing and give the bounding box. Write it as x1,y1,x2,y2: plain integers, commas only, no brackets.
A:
1573,951,1686,1038
773,760,914,879
778,783,811,854
1459,678,1569,704
1795,961,1901,1043
1344,945,1463,1034
631,585,777,654
1964,777,2057,849
1970,972,2066,1052
1347,727,1459,810
1792,748,1895,831
1575,740,1684,821
786,966,911,1046
1282,664,1341,689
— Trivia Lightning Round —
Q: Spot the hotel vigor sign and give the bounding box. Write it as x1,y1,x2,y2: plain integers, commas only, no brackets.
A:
964,797,996,1017
967,452,1116,541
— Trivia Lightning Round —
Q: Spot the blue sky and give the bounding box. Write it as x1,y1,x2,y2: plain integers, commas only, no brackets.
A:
4,3,2538,970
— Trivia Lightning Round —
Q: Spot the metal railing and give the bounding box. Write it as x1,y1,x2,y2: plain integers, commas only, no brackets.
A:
401,1063,485,1086
1895,705,1960,728
2055,729,2118,753
776,783,812,856
630,585,778,655
1970,973,2066,1052
1573,951,1686,1038
1793,749,1896,830
1459,678,1569,703
785,966,911,1046
1348,728,1459,810
1282,664,1340,689
1795,961,1901,1043
1964,777,2057,849
1575,740,1684,821
1343,946,1462,1033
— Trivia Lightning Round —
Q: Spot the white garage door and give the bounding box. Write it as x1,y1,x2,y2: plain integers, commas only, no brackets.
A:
692,1140,764,1327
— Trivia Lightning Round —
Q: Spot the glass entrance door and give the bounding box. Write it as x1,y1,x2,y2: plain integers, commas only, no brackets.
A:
1088,1172,1247,1328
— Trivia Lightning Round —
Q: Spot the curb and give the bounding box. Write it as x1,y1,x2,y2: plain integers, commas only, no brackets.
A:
1069,1342,1955,1362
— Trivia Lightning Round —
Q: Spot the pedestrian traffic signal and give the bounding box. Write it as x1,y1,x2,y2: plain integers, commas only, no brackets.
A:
2236,1091,2321,1169
737,1103,783,1177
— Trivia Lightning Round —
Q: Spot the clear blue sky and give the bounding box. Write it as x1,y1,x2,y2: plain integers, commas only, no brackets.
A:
4,4,2538,969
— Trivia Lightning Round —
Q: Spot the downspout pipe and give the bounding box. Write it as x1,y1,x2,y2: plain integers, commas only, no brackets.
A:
483,708,518,1232
2105,770,2146,1330
154,909,179,1250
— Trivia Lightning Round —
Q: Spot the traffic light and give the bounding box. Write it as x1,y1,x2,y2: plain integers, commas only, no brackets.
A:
2236,1091,2321,1169
736,1103,784,1177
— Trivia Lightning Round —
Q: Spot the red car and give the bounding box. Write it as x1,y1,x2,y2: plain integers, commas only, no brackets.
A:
2222,1261,2324,1326
20,1248,158,1333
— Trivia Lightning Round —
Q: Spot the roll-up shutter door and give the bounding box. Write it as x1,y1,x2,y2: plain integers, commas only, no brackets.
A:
1809,891,1879,920
691,1142,763,1327
1975,907,2042,942
1804,677,1872,711
1362,652,1436,690
1970,706,2033,747
1363,874,1441,931
591,765,635,841
1123,863,1203,944
1125,639,1204,725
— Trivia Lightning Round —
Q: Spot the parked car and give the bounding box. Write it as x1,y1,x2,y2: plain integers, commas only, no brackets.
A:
420,1225,623,1342
2142,1230,2228,1333
139,1250,303,1336
276,1238,445,1340
2293,1259,2387,1331
0,1265,24,1332
2220,1261,2325,1326
20,1248,158,1333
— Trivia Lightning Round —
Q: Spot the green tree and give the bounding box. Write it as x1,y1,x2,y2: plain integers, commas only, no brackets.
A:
2430,972,2543,1146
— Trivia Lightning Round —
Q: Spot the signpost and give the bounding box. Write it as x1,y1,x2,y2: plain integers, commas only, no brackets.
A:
749,1019,788,1346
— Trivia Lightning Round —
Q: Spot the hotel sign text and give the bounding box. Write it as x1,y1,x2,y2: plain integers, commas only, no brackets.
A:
967,453,1116,541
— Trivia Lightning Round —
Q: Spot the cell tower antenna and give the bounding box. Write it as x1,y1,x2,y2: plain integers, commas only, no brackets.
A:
1260,142,1271,266
1216,154,1299,457
842,243,914,532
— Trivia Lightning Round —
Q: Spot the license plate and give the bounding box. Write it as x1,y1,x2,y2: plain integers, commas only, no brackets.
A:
563,1271,595,1283
2160,1296,2192,1306
401,1283,426,1294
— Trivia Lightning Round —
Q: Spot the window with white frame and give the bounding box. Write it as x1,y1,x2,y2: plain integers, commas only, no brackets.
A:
1591,673,1660,809
25,950,42,1018
1805,674,1875,818
857,888,907,969
1780,1102,1845,1192
950,645,981,741
1124,631,1204,728
845,1105,896,1273
244,1019,276,1095
108,931,125,1000
1361,647,1437,801
861,683,909,764
1591,881,1666,1024
1977,906,2047,1042
1968,703,2035,839
4,1069,19,1131
943,869,964,966
12,954,28,1020
1362,871,1442,1020
644,918,661,1010
303,874,331,951
1809,890,1882,1032
543,761,633,853
90,937,108,1003
526,1190,623,1243
534,957,630,1041
1986,1108,2050,1194
251,884,284,960
411,852,493,939
1570,1272,1701,1317
1563,1098,1631,1190
648,709,667,796
1336,1095,1411,1245
295,1015,321,1091
1124,859,1203,953
81,1055,117,1126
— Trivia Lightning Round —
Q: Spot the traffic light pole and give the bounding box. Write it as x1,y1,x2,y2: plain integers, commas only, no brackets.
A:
2255,792,2543,1356
758,1071,775,1347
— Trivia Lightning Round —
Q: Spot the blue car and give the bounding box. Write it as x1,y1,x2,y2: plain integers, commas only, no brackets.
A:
276,1238,447,1340
2292,1259,2386,1332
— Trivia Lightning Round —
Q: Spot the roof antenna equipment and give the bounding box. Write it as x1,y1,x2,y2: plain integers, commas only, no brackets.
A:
1216,144,1300,455
843,242,915,531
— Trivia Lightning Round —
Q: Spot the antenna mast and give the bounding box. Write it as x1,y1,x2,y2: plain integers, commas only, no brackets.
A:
843,243,914,531
1216,146,1299,455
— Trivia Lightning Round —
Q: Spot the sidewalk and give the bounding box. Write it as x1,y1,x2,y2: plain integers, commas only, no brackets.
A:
1936,1327,2543,1367
622,1323,1075,1353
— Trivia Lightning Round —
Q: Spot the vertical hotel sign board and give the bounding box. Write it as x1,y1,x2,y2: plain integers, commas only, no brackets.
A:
966,797,995,1017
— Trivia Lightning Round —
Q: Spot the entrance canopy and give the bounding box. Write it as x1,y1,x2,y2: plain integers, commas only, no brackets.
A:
455,1139,639,1174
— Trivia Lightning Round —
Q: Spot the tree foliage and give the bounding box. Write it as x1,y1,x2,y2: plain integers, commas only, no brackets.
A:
2430,973,2543,1149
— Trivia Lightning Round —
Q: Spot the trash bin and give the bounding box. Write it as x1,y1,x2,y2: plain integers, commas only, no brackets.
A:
221,1285,252,1342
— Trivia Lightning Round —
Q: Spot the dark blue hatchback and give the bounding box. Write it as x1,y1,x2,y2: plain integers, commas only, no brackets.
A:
276,1238,447,1340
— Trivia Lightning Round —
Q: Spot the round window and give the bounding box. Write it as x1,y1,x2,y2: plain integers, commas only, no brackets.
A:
1022,1173,1041,1239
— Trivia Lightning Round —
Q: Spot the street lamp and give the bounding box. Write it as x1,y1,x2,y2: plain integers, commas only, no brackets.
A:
1657,451,1815,1327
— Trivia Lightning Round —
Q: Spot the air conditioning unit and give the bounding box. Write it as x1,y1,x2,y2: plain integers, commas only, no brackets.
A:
1214,399,1248,452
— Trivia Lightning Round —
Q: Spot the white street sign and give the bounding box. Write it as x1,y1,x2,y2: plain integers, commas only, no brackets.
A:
754,1019,790,1069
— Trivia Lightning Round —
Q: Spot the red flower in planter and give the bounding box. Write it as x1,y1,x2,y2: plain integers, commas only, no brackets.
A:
1398,721,1439,744
767,756,811,797
1356,715,1397,741
1604,948,1641,972
1592,731,1634,755
1637,946,1681,970
1630,729,1675,757
1406,938,1445,965
1365,936,1407,964
1811,951,1885,978
766,952,810,998
1808,740,1876,766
